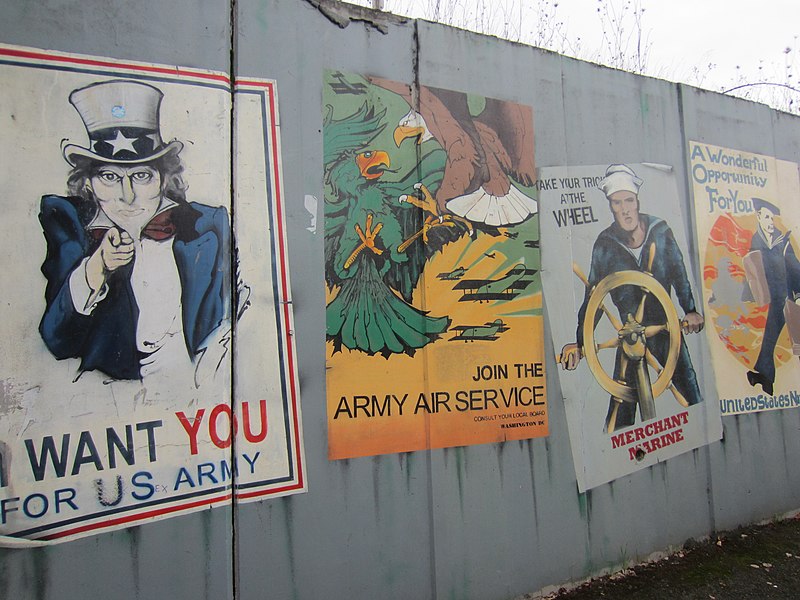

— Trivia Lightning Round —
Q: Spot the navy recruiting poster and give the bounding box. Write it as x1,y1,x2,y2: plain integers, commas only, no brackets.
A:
0,45,305,543
690,141,800,416
540,163,722,491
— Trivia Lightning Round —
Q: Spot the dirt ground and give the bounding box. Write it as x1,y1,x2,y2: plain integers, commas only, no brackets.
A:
534,516,800,600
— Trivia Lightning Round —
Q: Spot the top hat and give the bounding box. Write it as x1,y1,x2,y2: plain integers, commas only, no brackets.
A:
599,164,643,197
752,197,781,215
63,80,183,166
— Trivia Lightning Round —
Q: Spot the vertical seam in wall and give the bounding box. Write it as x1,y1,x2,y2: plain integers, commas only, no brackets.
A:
558,56,571,176
229,0,239,597
676,83,717,538
414,21,439,600
676,83,702,288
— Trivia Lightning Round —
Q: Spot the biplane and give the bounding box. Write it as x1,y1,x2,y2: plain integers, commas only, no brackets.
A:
329,72,368,95
450,319,510,342
452,263,537,303
437,266,467,280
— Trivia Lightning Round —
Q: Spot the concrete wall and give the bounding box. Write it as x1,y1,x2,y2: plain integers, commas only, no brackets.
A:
2,0,800,598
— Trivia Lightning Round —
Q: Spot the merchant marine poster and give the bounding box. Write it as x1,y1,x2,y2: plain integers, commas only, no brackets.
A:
540,162,722,491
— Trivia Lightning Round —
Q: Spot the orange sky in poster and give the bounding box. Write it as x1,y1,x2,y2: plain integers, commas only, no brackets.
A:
326,233,547,459
703,212,795,370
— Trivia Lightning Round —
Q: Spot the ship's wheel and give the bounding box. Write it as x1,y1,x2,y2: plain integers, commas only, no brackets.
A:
582,269,682,426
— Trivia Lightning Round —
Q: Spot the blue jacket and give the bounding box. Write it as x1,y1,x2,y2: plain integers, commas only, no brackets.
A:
39,195,230,380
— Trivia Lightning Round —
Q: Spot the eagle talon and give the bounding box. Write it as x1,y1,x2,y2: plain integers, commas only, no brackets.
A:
399,182,438,215
398,215,457,252
344,213,384,269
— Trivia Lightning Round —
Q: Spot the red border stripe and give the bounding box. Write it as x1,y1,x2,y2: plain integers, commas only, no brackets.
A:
0,47,231,84
43,493,233,540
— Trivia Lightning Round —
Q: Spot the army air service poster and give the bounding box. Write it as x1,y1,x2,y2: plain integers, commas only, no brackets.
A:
540,162,722,491
690,141,800,416
323,71,548,459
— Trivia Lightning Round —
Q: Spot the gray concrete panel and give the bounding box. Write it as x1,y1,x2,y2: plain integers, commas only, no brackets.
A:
234,1,435,599
0,506,234,600
677,84,800,533
413,20,587,598
0,0,231,72
544,51,717,585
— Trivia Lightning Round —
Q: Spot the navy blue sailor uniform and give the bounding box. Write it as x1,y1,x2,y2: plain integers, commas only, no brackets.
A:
747,224,800,387
576,213,703,431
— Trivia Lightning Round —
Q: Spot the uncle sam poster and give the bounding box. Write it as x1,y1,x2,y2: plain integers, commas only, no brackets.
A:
0,44,304,543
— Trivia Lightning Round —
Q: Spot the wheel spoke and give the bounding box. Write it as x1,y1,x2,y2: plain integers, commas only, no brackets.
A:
596,336,620,351
644,324,668,338
599,300,623,331
644,349,689,406
635,291,650,323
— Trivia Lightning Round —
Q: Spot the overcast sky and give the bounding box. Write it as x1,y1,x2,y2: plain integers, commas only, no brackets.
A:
349,0,799,105
586,0,799,89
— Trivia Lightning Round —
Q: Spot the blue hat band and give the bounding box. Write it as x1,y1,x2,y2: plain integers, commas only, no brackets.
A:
87,127,162,162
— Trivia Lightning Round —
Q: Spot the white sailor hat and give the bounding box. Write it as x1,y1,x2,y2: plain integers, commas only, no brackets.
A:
599,164,643,197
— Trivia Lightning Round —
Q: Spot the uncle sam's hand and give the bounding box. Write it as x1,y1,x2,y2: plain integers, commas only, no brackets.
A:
85,227,134,294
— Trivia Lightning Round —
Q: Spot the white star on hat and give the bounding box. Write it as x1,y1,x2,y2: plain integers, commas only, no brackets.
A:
108,130,138,156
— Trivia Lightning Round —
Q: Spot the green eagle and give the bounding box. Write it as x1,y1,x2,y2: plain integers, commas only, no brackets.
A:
324,102,467,357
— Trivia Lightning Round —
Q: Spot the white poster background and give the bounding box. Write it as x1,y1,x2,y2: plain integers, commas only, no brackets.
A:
540,163,722,491
0,45,304,544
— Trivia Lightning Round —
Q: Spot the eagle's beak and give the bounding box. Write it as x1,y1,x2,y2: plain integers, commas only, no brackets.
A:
356,150,391,179
394,125,426,147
